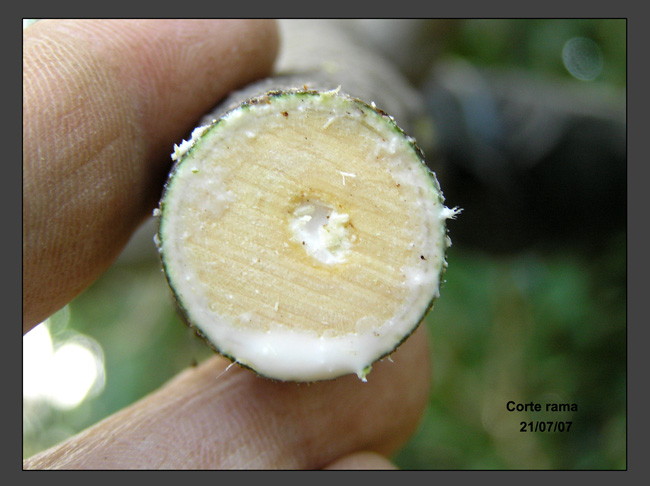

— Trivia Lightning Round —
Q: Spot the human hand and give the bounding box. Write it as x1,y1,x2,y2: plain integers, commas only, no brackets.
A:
23,19,431,469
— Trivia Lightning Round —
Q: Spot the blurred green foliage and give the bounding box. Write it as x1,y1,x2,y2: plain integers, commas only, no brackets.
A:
450,19,626,87
23,19,626,469
395,233,626,469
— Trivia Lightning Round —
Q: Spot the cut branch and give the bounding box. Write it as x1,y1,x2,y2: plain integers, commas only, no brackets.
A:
156,20,458,382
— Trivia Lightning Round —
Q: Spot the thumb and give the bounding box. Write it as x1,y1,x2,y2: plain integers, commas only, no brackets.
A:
23,326,431,469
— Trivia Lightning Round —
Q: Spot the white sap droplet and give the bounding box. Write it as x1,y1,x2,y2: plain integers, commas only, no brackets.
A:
289,199,352,265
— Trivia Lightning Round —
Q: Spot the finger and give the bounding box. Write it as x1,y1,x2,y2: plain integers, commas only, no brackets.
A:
23,19,279,332
323,451,398,470
23,325,431,470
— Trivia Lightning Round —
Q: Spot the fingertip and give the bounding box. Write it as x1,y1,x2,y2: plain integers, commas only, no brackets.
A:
22,327,432,469
323,451,398,470
23,19,279,330
121,19,281,153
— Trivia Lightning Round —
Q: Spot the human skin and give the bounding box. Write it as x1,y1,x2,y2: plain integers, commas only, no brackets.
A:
23,19,431,469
